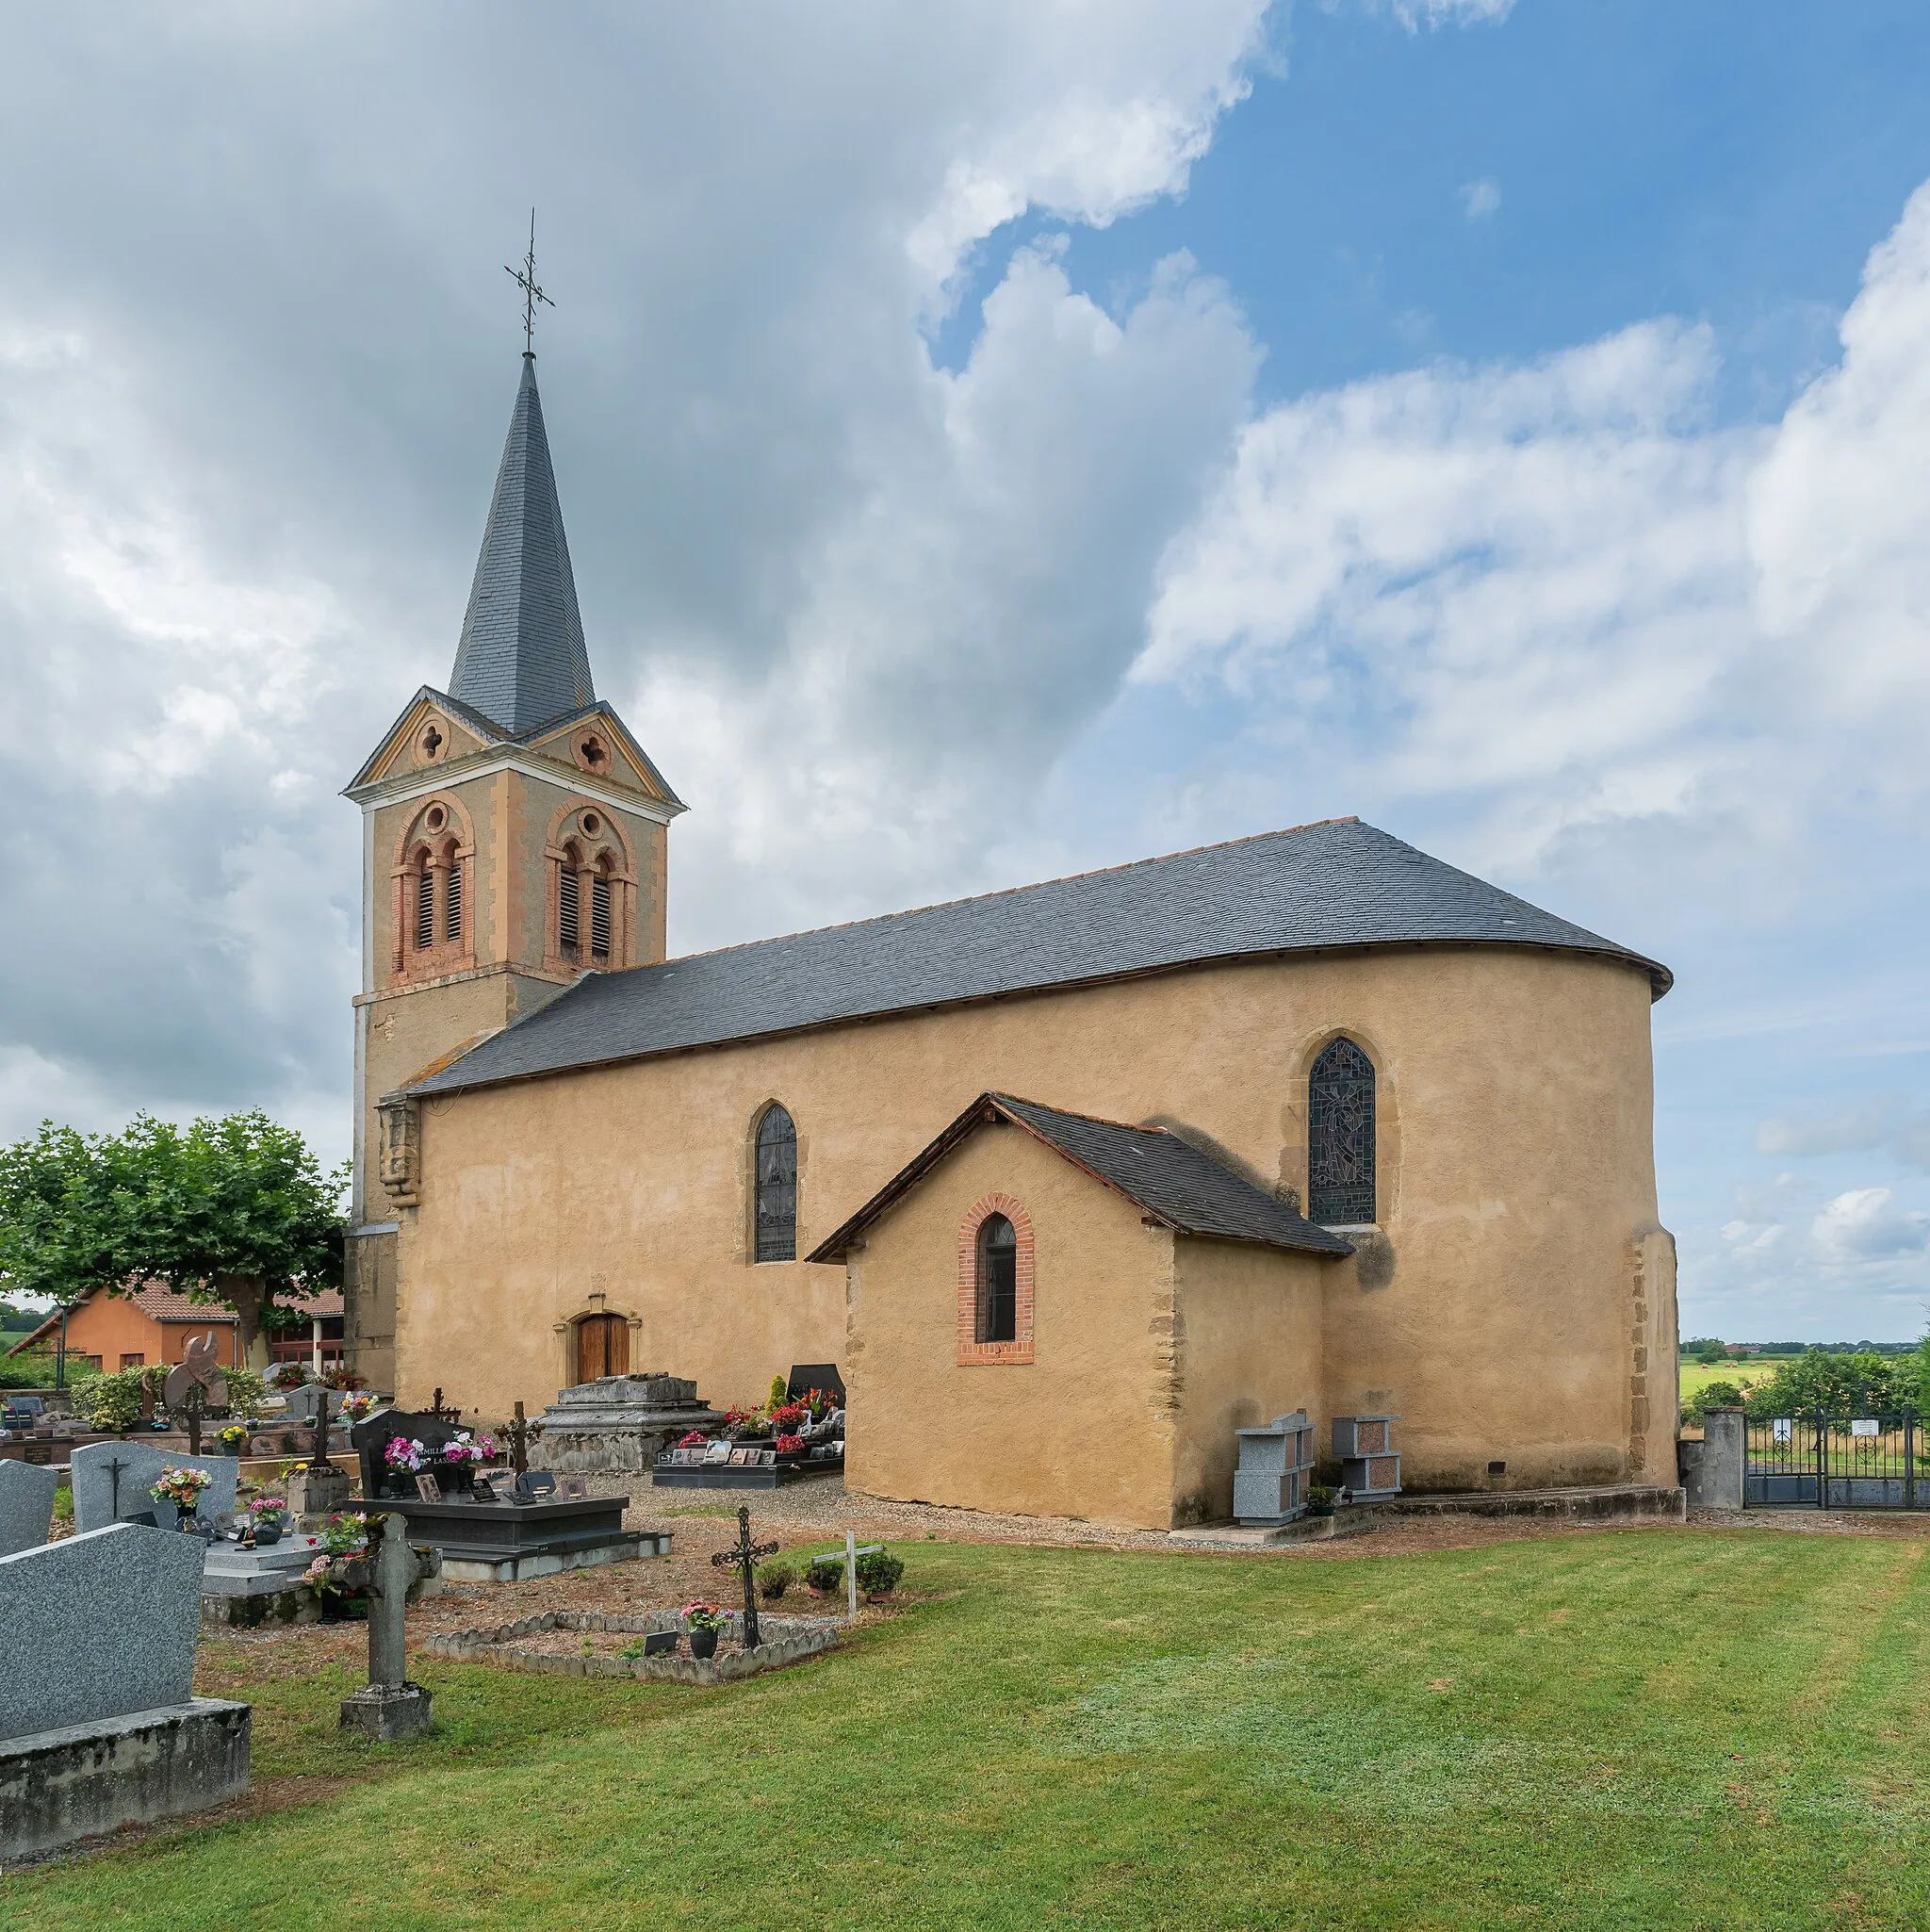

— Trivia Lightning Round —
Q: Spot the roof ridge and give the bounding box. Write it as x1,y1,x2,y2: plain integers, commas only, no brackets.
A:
631,817,1366,977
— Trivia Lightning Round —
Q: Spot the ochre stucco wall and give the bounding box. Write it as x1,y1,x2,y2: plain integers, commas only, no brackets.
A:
32,1299,241,1373
1169,1238,1332,1527
844,1122,1179,1527
383,941,1676,1494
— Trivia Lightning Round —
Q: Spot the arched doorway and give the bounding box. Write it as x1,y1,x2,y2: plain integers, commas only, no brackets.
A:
575,1312,630,1384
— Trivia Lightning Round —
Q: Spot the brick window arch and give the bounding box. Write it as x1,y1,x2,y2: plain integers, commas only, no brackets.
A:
957,1193,1034,1366
545,803,636,973
389,797,474,985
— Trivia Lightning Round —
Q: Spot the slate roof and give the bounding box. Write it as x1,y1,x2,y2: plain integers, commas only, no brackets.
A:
407,816,1671,1100
447,353,596,735
808,1093,1356,1262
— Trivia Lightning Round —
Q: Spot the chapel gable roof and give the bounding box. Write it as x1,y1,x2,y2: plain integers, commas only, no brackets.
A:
404,816,1671,1100
807,1093,1356,1262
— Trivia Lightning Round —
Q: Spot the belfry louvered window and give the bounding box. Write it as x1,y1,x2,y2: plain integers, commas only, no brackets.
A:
1309,1037,1377,1225
590,875,611,959
559,868,580,954
415,869,434,950
445,863,462,942
754,1105,797,1262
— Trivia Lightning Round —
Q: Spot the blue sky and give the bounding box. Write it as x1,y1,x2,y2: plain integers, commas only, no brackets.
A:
0,3,1926,1338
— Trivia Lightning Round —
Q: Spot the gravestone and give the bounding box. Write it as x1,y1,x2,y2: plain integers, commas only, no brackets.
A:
0,1523,205,1739
1332,1415,1402,1499
71,1440,237,1533
0,1523,251,1858
532,1373,723,1475
0,1462,59,1556
339,1512,435,1741
351,1410,464,1501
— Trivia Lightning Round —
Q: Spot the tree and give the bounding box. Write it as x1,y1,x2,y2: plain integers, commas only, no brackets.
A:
0,1111,346,1373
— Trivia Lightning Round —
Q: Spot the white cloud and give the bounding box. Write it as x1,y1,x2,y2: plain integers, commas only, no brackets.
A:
1460,177,1501,220
1811,1187,1930,1263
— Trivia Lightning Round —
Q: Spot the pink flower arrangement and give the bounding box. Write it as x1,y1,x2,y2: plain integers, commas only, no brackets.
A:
681,1600,726,1631
384,1437,426,1472
337,1390,378,1423
775,1433,805,1453
441,1432,498,1465
678,1430,708,1448
150,1466,213,1511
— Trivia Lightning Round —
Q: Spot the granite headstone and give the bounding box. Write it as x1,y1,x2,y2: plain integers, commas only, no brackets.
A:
0,1523,204,1740
71,1439,237,1533
0,1462,59,1556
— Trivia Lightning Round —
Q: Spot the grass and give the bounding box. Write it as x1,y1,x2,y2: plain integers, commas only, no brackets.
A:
7,1529,1930,1930
1679,1355,1797,1406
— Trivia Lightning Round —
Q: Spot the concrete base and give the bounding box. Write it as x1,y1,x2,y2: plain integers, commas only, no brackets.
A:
0,1698,251,1862
1362,1483,1687,1523
1170,1511,1377,1549
438,1530,667,1584
339,1682,433,1741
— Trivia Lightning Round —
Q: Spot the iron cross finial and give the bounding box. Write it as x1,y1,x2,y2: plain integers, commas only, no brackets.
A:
505,208,554,354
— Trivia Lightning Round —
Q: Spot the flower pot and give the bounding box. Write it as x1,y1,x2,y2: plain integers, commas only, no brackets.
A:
689,1626,719,1660
254,1523,284,1546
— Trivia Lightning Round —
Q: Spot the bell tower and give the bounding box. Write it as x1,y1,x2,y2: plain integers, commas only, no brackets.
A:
340,349,683,1391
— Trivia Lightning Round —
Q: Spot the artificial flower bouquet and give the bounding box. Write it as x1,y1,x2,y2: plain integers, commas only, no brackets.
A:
150,1466,213,1513
775,1432,805,1454
681,1600,727,1632
677,1430,708,1449
337,1389,378,1423
440,1431,499,1465
213,1423,253,1455
303,1511,372,1596
251,1494,289,1525
384,1436,426,1473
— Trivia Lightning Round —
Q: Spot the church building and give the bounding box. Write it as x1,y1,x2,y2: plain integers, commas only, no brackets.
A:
344,350,1679,1531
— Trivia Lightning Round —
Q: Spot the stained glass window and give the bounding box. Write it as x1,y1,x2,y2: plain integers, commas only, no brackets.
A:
978,1214,1017,1343
1309,1038,1376,1225
754,1105,797,1262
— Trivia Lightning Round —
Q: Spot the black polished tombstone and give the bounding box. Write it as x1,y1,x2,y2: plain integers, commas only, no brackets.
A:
786,1366,845,1405
350,1411,466,1500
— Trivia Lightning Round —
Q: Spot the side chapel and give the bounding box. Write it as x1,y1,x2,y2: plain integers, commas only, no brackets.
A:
344,349,1679,1531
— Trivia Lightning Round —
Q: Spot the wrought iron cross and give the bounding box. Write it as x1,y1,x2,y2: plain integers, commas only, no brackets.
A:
711,1505,779,1650
500,1400,540,1478
505,208,554,353
104,1454,128,1518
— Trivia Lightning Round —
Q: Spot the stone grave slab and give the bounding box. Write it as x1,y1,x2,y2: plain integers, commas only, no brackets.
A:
0,1461,60,1556
72,1439,237,1532
0,1523,204,1740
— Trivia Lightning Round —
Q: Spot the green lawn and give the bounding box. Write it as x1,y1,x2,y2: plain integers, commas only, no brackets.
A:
8,1529,1930,1930
1679,1355,1795,1406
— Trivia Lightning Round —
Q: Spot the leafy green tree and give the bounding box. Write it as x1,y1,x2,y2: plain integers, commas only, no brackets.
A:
1741,1349,1905,1420
0,1111,345,1373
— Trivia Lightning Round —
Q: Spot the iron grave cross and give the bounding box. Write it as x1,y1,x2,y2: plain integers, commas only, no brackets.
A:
711,1504,780,1650
505,208,554,353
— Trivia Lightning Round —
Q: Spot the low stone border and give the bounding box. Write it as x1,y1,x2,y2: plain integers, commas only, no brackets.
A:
422,1609,841,1684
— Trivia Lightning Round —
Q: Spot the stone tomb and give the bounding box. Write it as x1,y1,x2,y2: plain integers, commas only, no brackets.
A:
1333,1415,1402,1499
1233,1412,1317,1526
0,1523,250,1859
71,1440,238,1534
534,1373,724,1476
351,1409,467,1501
0,1461,59,1557
362,1487,668,1583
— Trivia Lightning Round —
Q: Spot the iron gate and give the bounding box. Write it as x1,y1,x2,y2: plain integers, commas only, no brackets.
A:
1744,1409,1923,1509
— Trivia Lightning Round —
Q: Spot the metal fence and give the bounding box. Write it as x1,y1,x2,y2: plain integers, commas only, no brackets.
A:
1744,1410,1923,1509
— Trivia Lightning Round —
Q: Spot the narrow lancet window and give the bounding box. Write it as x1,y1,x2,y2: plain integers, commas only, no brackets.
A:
446,862,462,942
559,868,581,955
415,867,434,950
754,1105,797,1262
977,1214,1018,1343
1309,1038,1377,1225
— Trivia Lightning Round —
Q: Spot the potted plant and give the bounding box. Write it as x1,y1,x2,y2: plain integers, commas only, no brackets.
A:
213,1422,252,1457
757,1558,794,1602
854,1547,904,1602
1306,1484,1336,1519
150,1465,214,1531
437,1430,497,1493
774,1432,806,1458
805,1556,844,1598
303,1511,375,1620
251,1495,290,1545
682,1600,727,1660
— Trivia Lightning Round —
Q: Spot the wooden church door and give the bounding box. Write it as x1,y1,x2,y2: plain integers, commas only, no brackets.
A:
576,1313,629,1384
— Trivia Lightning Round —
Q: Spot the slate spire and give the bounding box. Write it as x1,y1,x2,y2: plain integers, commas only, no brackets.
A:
448,353,596,734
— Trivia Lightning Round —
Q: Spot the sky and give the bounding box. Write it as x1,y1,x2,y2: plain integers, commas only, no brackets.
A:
1,1,1927,1340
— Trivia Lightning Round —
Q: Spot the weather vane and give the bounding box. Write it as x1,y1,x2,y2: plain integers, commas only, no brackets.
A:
505,208,554,354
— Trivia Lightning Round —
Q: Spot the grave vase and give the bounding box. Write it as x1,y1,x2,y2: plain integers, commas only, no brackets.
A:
689,1626,719,1660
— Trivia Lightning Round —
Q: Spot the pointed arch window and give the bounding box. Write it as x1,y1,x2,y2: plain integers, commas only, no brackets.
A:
753,1105,797,1263
1309,1038,1377,1225
976,1214,1018,1344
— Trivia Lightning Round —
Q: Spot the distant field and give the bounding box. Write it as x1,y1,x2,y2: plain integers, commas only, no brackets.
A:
1678,1356,1793,1406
